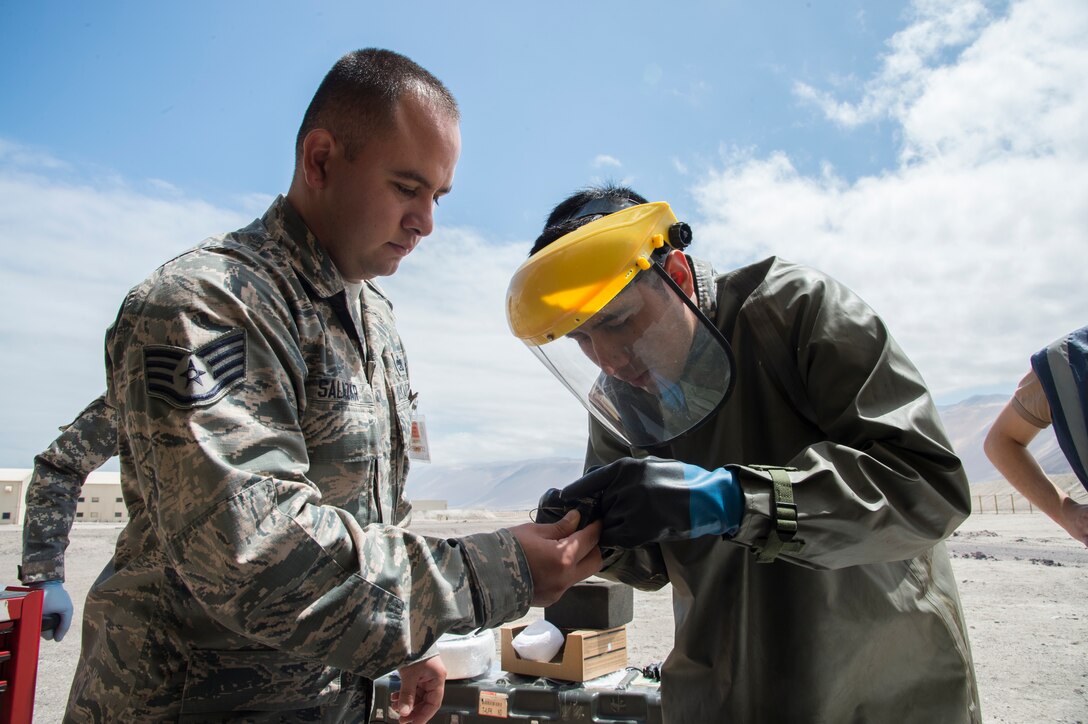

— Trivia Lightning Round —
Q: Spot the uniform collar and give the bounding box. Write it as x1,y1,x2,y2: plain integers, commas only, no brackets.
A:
688,255,718,318
262,195,353,300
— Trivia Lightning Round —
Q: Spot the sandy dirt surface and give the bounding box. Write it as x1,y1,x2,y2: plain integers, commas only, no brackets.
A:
3,511,1085,723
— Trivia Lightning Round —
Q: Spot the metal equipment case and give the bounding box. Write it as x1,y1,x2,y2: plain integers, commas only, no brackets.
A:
372,665,661,724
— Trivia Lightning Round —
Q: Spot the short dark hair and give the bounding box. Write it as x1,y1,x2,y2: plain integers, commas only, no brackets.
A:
294,48,459,164
530,183,651,256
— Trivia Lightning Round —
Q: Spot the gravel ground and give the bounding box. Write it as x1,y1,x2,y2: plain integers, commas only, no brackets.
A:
2,511,1085,722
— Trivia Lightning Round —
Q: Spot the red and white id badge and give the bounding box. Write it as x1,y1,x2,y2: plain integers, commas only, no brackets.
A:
408,413,431,462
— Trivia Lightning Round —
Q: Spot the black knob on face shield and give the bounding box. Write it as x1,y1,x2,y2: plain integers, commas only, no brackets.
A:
668,222,692,249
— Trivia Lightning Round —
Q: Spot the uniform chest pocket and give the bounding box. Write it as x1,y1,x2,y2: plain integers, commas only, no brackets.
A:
381,345,412,403
302,376,379,463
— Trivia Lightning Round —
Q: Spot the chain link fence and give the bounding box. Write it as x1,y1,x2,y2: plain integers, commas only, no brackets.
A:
971,473,1084,514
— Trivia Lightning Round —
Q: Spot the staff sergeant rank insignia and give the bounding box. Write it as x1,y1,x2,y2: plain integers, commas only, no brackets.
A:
143,329,247,409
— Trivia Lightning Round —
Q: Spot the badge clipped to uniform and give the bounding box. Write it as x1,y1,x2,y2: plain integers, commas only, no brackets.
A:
409,413,431,462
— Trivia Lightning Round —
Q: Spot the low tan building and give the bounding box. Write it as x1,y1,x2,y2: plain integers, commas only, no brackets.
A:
0,468,127,525
0,468,28,525
75,472,127,523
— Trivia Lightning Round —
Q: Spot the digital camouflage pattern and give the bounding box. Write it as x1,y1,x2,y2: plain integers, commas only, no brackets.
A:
591,256,981,723
65,196,533,722
21,394,117,584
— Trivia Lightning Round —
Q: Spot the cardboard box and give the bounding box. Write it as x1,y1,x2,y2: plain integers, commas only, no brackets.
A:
500,624,627,681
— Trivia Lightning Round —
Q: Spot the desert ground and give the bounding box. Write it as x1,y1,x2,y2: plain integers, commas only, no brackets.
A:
3,511,1085,723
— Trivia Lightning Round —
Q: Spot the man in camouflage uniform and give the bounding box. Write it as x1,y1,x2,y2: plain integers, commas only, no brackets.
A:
34,49,602,722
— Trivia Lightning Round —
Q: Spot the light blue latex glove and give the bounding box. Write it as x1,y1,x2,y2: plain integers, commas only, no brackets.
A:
30,580,73,642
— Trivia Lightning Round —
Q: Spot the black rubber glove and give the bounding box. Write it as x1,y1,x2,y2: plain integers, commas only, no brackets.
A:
544,456,744,549
534,487,600,528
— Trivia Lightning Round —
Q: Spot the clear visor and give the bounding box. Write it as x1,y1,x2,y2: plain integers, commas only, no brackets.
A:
528,265,734,448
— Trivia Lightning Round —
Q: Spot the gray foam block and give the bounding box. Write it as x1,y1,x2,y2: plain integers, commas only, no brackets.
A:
544,579,634,630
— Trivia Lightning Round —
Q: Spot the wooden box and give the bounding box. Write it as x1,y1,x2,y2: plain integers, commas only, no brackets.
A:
499,624,627,682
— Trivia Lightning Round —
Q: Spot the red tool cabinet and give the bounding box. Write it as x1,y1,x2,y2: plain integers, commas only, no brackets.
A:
0,587,44,724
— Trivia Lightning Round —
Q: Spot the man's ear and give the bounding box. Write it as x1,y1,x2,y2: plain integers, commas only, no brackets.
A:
663,249,696,299
300,129,336,190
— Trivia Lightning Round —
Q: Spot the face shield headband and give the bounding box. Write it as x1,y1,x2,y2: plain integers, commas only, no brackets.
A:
507,203,735,448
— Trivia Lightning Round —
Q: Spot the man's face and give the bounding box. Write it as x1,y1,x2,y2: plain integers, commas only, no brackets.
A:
567,272,696,391
319,92,461,281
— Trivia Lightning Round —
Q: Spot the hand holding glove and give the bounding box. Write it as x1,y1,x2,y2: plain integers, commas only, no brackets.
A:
535,487,599,528
30,580,74,642
540,456,744,549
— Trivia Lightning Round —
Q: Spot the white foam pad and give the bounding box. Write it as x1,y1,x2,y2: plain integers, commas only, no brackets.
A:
435,629,495,680
511,619,564,662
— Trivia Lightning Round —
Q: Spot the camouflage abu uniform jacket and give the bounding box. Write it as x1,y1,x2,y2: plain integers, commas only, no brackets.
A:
21,393,117,584
66,196,533,722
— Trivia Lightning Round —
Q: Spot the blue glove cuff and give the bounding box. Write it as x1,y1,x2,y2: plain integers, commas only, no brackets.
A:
684,466,744,538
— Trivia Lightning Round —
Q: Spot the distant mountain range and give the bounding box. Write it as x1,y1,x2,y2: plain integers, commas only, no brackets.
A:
406,457,585,512
405,395,1074,510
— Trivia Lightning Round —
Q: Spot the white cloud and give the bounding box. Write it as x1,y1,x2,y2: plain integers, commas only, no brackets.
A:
794,0,992,127
593,154,622,169
692,0,1088,402
899,0,1088,165
0,139,71,171
381,230,588,464
0,146,266,466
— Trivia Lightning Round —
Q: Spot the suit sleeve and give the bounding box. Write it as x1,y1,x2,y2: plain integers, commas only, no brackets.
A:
731,268,971,569
21,394,117,583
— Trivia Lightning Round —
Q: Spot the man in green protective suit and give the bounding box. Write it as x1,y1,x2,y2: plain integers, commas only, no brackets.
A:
507,184,980,723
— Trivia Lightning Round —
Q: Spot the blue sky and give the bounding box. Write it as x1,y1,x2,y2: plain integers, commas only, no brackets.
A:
2,2,904,237
2,0,1086,469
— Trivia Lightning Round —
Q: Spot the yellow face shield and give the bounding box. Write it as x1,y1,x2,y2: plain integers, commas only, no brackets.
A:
507,202,678,346
506,202,734,449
